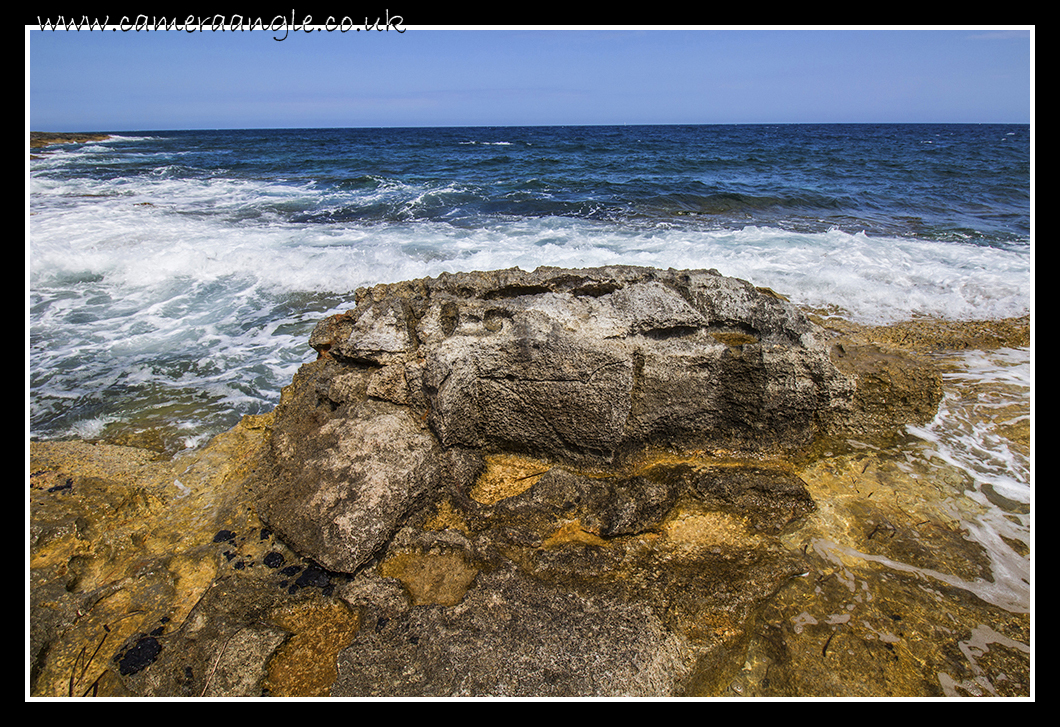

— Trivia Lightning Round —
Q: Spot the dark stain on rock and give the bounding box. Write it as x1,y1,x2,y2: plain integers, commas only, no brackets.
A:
115,636,162,676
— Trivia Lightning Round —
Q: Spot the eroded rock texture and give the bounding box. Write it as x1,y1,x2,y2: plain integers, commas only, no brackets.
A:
243,265,943,696
256,267,865,570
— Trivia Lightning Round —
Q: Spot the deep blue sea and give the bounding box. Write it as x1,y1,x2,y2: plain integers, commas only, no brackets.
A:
29,124,1030,453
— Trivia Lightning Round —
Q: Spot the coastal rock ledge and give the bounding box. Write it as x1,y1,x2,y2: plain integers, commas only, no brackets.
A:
260,266,869,572
31,265,957,698
242,265,940,696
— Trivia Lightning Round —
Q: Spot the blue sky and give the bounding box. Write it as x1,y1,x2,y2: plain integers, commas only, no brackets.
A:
28,26,1032,130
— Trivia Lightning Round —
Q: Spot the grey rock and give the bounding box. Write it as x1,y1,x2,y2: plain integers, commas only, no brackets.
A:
645,460,816,534
324,266,849,458
333,562,694,697
245,265,942,696
257,265,854,575
255,360,449,574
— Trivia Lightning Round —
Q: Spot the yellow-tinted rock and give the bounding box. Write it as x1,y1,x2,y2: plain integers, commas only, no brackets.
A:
422,497,472,534
380,551,479,606
470,453,551,505
264,599,361,697
542,520,610,548
29,415,271,697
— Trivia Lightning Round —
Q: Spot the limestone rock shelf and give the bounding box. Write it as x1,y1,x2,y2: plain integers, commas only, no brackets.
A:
30,131,112,150
28,266,1030,698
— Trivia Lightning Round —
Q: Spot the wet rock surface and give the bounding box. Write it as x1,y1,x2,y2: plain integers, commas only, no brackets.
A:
28,266,1029,698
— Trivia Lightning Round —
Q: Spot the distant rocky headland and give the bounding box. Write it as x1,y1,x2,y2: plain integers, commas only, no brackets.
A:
30,131,112,151
29,265,1031,697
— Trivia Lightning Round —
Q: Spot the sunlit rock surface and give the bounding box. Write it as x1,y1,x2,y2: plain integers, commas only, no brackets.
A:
28,267,1029,698
257,266,914,576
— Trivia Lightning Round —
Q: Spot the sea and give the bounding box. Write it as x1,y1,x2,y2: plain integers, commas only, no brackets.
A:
28,125,1031,559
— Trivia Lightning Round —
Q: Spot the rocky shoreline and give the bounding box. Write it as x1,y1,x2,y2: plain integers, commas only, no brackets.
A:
28,266,1031,698
30,131,112,150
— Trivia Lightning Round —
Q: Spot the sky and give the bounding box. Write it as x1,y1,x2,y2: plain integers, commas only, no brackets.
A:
28,24,1033,130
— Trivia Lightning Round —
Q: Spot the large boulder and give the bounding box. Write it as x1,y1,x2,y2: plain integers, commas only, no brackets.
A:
245,265,946,696
255,266,865,574
309,266,851,460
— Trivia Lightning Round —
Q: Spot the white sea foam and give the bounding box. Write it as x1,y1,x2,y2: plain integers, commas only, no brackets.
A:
31,177,1030,320
29,142,1032,454
901,344,1031,609
907,347,1031,503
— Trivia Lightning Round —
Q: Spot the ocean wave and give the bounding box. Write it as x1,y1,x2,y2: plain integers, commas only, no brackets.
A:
29,124,1030,448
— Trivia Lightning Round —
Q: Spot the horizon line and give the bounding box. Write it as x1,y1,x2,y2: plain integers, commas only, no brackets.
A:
30,120,1032,134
